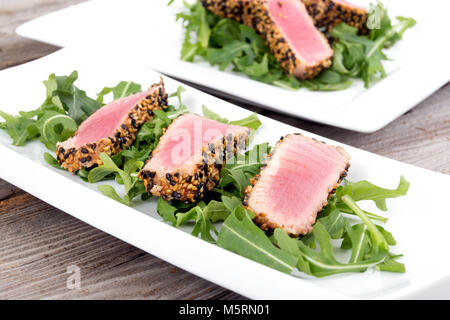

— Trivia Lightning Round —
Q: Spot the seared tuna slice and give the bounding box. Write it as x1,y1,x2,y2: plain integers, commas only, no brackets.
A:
242,0,333,79
302,0,368,32
243,134,350,236
139,114,250,202
201,0,244,23
56,78,168,172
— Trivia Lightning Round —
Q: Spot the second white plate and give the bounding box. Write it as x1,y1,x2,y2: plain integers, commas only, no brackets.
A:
16,0,450,132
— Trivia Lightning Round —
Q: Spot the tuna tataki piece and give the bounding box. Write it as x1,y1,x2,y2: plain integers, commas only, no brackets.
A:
243,134,350,236
56,78,168,172
302,0,368,32
139,114,250,202
241,0,333,79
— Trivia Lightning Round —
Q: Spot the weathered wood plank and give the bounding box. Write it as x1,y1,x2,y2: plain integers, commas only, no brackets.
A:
0,189,244,300
0,0,84,70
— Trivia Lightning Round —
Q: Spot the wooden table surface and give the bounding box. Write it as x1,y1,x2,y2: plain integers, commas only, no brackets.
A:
0,0,449,300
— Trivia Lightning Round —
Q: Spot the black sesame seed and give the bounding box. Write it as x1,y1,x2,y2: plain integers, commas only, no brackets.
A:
186,175,192,183
81,148,88,154
166,173,172,180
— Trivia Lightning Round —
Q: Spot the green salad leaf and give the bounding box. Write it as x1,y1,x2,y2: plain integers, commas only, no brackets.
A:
0,70,102,150
96,81,142,105
43,71,101,124
218,207,298,273
337,175,410,211
43,152,62,169
175,0,415,90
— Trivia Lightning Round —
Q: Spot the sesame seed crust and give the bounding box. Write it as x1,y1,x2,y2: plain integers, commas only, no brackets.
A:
241,0,332,79
138,129,250,203
56,78,168,173
201,0,244,23
242,133,350,236
302,0,368,33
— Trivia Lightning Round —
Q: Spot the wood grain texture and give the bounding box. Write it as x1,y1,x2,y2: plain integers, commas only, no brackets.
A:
0,0,448,300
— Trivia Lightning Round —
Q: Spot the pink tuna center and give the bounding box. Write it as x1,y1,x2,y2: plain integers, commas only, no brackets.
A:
249,136,348,229
268,0,332,64
70,90,151,148
150,115,244,171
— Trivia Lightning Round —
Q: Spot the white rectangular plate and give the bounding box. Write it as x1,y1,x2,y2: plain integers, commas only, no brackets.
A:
16,0,450,133
1,48,450,299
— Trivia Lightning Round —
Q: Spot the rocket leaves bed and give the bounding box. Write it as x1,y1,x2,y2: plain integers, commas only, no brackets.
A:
0,72,409,278
175,0,416,91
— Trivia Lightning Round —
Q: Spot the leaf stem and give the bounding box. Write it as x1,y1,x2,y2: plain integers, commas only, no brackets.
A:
339,207,388,223
341,195,389,251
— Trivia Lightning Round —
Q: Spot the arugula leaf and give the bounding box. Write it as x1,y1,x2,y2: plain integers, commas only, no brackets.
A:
157,197,178,225
89,153,132,191
215,143,269,197
176,0,212,61
43,71,101,124
337,176,410,211
275,223,388,277
341,194,389,251
204,200,230,222
97,185,130,206
43,152,62,169
377,254,405,273
318,208,348,239
218,207,297,273
0,110,39,146
202,105,262,132
191,206,218,243
201,105,229,124
173,200,230,243
89,153,149,205
96,81,142,105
